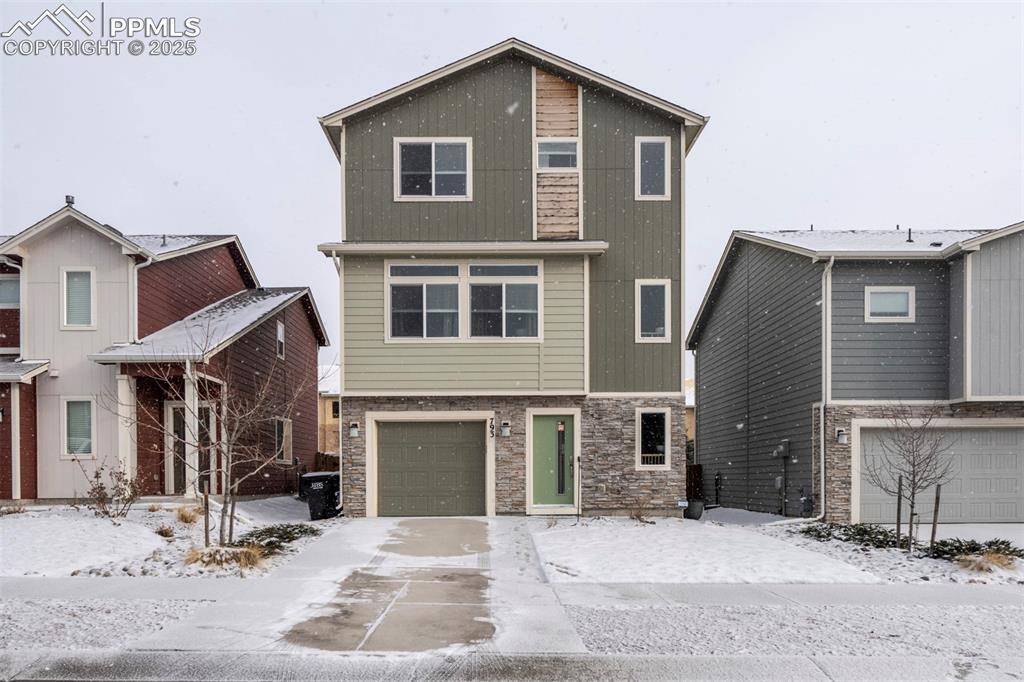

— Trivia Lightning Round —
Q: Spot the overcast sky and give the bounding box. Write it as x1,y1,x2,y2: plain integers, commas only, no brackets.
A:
2,1,1021,374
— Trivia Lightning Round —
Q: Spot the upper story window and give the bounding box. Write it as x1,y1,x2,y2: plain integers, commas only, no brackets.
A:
0,275,19,309
385,261,542,342
635,279,671,343
864,286,915,323
634,136,671,200
537,139,578,171
276,320,286,359
60,267,95,330
636,407,671,470
394,138,472,201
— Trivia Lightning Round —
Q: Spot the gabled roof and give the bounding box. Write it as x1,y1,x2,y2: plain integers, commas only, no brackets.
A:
90,287,328,364
0,358,49,383
319,37,709,156
1,205,260,286
686,223,1022,350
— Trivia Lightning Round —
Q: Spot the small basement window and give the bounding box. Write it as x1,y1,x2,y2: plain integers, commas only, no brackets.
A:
537,139,578,170
635,137,671,200
864,286,915,323
636,408,671,470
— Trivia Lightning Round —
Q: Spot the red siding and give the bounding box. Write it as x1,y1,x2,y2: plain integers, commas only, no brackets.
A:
135,377,168,495
212,297,320,496
0,385,10,499
137,245,249,337
19,380,36,499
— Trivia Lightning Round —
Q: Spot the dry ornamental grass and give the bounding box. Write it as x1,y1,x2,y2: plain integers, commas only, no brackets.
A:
155,525,174,538
184,545,264,569
957,552,1017,573
175,506,203,524
147,504,163,513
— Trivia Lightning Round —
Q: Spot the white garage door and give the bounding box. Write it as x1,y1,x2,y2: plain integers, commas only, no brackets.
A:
860,427,1024,523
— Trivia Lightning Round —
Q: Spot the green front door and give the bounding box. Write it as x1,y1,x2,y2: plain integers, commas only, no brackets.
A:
377,421,487,516
531,415,575,509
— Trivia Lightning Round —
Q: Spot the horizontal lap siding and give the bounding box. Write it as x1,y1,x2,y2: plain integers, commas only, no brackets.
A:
971,231,1024,397
345,57,533,242
695,240,823,515
138,245,249,337
535,69,578,136
831,260,949,400
536,174,579,240
948,257,965,399
343,256,585,393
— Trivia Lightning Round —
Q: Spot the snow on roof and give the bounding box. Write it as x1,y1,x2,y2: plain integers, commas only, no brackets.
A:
125,234,233,256
740,229,992,255
90,288,307,363
318,365,340,395
0,357,48,381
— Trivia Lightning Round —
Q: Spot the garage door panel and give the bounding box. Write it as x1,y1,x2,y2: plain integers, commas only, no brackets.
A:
860,427,1024,524
377,421,487,517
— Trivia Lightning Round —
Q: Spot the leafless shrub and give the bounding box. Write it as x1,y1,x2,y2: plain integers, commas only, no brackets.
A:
957,552,1016,573
629,496,655,525
176,506,202,525
76,461,143,521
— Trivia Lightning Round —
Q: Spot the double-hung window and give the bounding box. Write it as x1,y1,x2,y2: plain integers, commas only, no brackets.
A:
60,267,95,330
469,265,540,338
634,136,671,200
636,407,671,470
394,138,472,200
388,264,460,339
864,286,915,323
62,398,94,459
0,275,19,309
537,139,578,171
635,279,671,343
385,261,542,341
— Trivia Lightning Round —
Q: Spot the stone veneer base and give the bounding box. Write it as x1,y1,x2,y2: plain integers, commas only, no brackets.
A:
338,395,686,518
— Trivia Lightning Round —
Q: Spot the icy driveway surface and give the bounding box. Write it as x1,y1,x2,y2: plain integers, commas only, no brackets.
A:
0,511,165,577
532,517,880,583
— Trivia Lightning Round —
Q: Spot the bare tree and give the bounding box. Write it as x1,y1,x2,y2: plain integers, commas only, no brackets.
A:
99,321,315,546
862,404,955,551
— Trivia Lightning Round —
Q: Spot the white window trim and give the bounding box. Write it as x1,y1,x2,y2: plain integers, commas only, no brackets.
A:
635,407,672,471
0,274,19,310
275,417,293,462
60,396,97,460
59,266,97,331
634,136,672,201
384,259,544,343
635,278,672,343
393,137,473,202
535,137,580,174
864,285,916,323
276,320,286,359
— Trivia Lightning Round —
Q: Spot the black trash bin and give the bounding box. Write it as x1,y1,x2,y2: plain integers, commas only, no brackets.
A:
302,471,341,520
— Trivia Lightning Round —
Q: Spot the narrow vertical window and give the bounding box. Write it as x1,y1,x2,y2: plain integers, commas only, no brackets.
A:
635,137,671,200
276,320,286,359
62,268,94,328
64,399,93,457
331,401,340,419
636,408,671,470
635,279,671,343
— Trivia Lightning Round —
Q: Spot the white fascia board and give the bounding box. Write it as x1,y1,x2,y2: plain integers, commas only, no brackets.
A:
957,220,1024,249
3,206,153,259
318,241,609,256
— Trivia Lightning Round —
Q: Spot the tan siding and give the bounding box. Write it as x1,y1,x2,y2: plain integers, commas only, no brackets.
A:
535,70,578,136
343,256,585,393
536,173,579,240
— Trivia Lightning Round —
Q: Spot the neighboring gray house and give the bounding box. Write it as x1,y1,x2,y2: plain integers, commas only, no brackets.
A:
317,38,707,518
686,223,1023,523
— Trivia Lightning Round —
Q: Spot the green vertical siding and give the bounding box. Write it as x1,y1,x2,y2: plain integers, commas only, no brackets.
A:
345,57,533,242
343,256,585,392
582,90,682,392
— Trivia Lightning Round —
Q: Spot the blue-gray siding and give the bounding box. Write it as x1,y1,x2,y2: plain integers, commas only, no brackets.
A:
831,260,950,400
694,239,823,515
970,230,1024,397
949,256,965,399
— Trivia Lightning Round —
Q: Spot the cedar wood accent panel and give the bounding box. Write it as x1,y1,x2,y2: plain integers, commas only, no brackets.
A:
535,69,579,240
582,88,682,392
831,260,949,400
693,240,822,516
970,230,1024,396
345,57,533,242
137,245,250,337
535,69,578,136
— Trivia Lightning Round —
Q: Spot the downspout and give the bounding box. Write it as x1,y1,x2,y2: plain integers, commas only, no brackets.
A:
768,256,833,526
132,256,154,342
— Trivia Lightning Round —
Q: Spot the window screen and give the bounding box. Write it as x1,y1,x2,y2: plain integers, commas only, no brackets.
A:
66,400,92,456
65,271,92,326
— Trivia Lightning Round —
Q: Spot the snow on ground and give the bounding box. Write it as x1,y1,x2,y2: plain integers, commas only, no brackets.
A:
0,512,165,577
1,498,341,579
530,517,879,584
568,603,1024,657
0,599,203,650
758,522,1024,585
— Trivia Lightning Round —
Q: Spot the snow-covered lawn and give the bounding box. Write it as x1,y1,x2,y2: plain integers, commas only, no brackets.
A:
0,498,339,579
531,517,879,584
0,599,203,650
